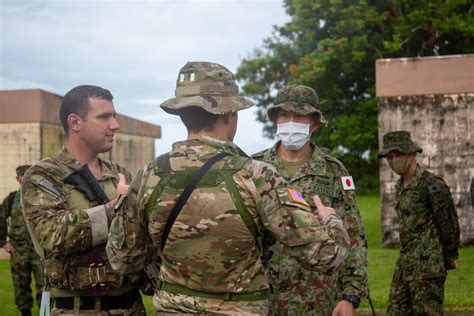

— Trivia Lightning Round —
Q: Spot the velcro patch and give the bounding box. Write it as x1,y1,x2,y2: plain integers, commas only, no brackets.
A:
288,188,310,208
341,176,355,190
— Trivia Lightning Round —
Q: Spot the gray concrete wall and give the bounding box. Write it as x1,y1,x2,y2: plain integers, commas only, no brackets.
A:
376,54,474,247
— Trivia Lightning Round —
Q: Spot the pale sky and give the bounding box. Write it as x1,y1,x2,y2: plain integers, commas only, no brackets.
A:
0,0,289,155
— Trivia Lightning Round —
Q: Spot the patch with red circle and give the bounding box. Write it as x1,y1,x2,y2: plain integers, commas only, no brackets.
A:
341,176,355,190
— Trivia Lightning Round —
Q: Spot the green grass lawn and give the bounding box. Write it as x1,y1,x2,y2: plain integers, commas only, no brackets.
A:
0,195,472,315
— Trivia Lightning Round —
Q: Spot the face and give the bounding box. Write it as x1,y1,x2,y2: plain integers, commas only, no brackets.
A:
386,151,415,176
76,97,119,154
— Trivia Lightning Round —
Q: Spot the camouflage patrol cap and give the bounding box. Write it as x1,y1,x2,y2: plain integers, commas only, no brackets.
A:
160,61,254,115
267,84,327,126
16,165,31,176
377,131,422,159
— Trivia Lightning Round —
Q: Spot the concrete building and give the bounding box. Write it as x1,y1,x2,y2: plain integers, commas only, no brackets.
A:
0,88,161,199
376,54,473,246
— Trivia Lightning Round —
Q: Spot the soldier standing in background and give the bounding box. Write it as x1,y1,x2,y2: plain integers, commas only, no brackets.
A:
106,61,351,315
378,131,460,315
253,84,368,315
0,165,44,316
21,85,146,315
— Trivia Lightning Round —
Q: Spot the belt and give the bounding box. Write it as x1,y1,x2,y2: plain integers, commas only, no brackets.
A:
157,280,271,301
54,288,140,311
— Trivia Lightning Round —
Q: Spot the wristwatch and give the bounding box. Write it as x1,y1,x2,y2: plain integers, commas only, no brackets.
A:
342,294,360,308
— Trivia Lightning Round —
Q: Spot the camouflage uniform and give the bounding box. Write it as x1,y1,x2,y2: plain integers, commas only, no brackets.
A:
379,131,460,315
253,85,368,315
0,187,44,312
21,148,146,316
106,62,351,315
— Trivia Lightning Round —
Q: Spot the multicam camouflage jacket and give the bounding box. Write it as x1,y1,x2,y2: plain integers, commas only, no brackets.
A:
106,136,350,308
253,142,368,314
394,164,460,280
20,147,137,295
0,189,35,249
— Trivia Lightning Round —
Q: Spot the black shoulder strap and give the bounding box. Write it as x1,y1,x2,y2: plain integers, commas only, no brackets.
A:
161,152,232,251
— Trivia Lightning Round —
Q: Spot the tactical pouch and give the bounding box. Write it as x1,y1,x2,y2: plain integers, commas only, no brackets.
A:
67,246,123,292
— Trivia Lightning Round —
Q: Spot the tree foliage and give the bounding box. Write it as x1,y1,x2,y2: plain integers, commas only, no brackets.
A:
237,0,473,192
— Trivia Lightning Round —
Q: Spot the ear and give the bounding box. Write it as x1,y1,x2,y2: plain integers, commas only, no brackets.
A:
310,120,322,133
68,113,83,133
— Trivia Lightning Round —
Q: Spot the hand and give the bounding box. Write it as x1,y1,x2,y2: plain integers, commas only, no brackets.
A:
313,195,337,220
105,173,129,226
332,300,355,316
116,173,129,196
447,260,458,270
2,241,15,254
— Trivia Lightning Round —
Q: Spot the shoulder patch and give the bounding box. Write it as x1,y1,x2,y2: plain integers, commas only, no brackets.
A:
287,188,310,208
428,184,441,194
341,176,355,190
37,177,62,197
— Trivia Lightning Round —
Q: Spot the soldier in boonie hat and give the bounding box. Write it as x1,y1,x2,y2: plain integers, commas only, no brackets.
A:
160,61,254,115
377,131,422,159
267,84,327,126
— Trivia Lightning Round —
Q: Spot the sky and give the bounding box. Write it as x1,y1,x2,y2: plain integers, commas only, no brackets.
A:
0,0,289,155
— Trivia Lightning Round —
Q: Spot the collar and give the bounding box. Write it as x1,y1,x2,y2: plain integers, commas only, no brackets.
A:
58,147,116,181
263,141,327,182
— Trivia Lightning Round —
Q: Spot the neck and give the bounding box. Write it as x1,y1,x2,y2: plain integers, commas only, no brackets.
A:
188,129,230,142
402,161,417,185
277,141,312,162
65,139,100,170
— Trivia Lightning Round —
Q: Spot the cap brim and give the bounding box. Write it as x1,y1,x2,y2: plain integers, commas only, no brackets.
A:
377,146,422,159
267,102,327,126
160,95,254,115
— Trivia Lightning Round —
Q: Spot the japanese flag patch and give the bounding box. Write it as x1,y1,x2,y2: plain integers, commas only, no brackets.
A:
341,176,355,190
287,188,310,208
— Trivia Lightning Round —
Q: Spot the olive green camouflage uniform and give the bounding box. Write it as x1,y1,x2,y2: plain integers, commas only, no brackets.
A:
0,187,44,311
106,62,351,315
21,148,146,315
379,131,460,315
253,84,368,315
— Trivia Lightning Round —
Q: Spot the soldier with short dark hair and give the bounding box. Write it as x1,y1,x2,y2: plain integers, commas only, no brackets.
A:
378,131,460,315
106,61,351,315
253,84,368,315
0,165,44,316
21,85,146,315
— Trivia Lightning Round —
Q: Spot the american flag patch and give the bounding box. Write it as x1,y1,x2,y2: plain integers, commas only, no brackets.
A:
287,188,310,208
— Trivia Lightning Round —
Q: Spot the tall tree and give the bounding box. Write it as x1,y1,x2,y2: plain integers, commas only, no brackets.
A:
237,0,473,192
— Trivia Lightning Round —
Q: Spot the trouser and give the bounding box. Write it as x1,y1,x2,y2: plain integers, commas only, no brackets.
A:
10,244,45,310
51,289,146,316
387,262,446,316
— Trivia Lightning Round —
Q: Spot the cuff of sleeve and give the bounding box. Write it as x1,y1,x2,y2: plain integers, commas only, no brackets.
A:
84,205,109,246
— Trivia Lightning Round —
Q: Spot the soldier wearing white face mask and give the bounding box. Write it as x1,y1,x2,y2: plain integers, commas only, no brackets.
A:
253,84,368,316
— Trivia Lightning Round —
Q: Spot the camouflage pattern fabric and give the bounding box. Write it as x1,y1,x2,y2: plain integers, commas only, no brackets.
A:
378,130,422,158
387,164,460,314
0,190,44,310
21,147,146,315
388,258,445,315
267,84,327,126
160,61,254,115
253,142,368,315
106,136,351,315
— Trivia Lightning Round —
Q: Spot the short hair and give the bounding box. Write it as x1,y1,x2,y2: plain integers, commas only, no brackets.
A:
179,107,219,133
60,85,113,135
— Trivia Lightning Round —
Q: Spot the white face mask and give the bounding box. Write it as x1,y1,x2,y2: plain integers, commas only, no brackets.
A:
276,121,311,151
